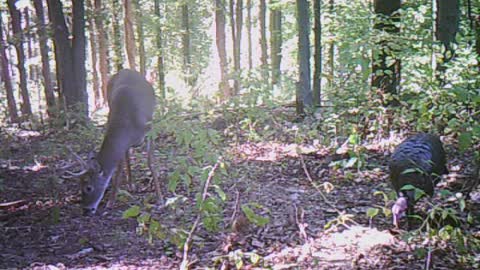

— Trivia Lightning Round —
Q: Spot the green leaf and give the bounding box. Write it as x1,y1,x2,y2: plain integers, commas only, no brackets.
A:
458,132,472,152
366,207,380,218
241,205,269,227
123,205,141,219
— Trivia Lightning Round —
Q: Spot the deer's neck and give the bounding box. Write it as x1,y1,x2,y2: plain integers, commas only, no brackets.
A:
97,129,130,174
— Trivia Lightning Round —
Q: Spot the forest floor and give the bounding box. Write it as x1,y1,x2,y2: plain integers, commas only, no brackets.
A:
1,108,479,270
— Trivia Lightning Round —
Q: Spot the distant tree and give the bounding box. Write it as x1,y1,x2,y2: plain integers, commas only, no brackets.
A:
124,0,137,70
87,0,101,109
111,0,124,71
154,0,165,98
93,0,109,104
181,1,192,87
259,0,268,80
270,0,282,85
33,0,56,116
313,0,322,106
327,0,334,89
371,0,401,106
246,0,253,70
215,0,231,99
135,0,146,76
47,0,88,116
435,0,460,79
7,0,33,117
0,10,19,122
296,0,312,115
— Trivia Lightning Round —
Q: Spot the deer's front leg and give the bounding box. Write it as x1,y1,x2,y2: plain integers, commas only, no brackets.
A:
106,162,124,209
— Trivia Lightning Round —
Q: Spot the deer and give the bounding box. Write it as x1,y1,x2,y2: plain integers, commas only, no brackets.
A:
67,69,161,215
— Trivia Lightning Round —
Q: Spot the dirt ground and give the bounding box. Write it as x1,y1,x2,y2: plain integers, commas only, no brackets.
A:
1,123,479,270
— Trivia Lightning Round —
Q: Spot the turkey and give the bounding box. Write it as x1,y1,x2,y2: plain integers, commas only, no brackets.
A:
389,133,448,228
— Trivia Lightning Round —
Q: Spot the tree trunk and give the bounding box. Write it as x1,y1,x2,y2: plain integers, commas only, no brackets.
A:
313,0,321,106
23,8,36,82
154,0,166,99
48,0,88,116
112,0,124,71
233,0,243,94
124,0,137,70
7,0,33,117
33,0,56,116
181,2,192,87
72,0,88,113
328,0,334,89
259,0,268,80
270,0,282,86
246,0,252,70
215,0,231,99
435,0,459,54
372,0,401,105
94,0,109,104
0,10,19,122
476,16,480,70
87,0,101,109
296,0,312,114
135,0,146,76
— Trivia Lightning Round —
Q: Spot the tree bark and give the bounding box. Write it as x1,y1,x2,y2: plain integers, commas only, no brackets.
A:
0,10,19,122
246,0,252,70
87,0,101,109
234,0,243,94
313,0,321,106
48,0,88,116
72,0,88,113
435,0,459,53
259,0,268,79
270,0,282,86
7,0,33,117
296,0,312,113
372,0,401,105
33,0,56,116
124,0,137,70
154,0,166,98
94,0,109,104
181,2,192,87
135,0,146,76
112,0,124,71
328,0,334,89
215,0,231,99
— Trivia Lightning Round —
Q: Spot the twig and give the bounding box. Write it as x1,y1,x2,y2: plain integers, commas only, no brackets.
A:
180,158,222,270
230,189,240,226
299,154,339,213
294,204,309,242
299,153,358,226
424,245,433,270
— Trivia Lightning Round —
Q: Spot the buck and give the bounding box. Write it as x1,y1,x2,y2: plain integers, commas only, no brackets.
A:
68,69,161,215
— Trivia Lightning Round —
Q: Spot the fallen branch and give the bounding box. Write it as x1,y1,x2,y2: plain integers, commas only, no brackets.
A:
180,157,222,270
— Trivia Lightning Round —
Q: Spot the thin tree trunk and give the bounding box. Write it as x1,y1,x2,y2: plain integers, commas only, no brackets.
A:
23,8,35,81
33,0,56,116
135,0,146,76
313,0,322,106
215,0,231,99
124,0,137,70
328,0,334,89
372,0,401,105
297,0,312,113
7,0,33,117
259,0,268,80
94,0,109,104
234,0,243,94
247,0,252,70
0,10,19,122
88,0,101,109
181,2,192,87
112,0,124,71
270,0,282,86
154,0,166,98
